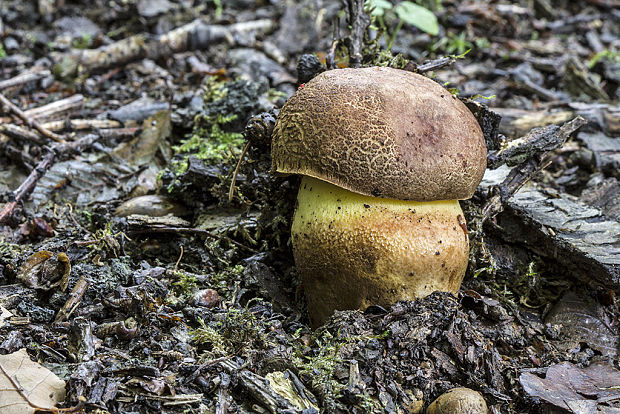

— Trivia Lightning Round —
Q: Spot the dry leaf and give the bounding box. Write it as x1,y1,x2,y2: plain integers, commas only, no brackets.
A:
16,251,70,292
0,348,66,413
520,361,620,413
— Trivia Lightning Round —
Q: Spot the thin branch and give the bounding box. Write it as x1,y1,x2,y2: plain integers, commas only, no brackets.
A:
416,56,456,73
0,92,66,143
23,94,83,122
41,118,122,132
0,68,51,91
0,134,99,224
0,124,45,145
228,140,251,203
345,0,370,68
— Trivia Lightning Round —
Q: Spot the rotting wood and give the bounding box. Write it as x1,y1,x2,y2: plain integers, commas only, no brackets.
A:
482,117,587,221
495,183,620,289
52,19,274,78
344,0,369,68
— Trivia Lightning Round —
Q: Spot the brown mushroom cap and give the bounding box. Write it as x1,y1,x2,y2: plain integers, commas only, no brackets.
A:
272,67,487,201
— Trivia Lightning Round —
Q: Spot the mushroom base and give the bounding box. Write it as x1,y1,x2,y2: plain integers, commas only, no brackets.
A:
292,176,470,327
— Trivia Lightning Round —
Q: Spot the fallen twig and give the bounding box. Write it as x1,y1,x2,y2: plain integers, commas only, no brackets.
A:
23,94,83,122
416,56,457,73
55,276,89,323
345,0,370,68
41,118,122,132
53,18,274,78
0,133,99,224
0,92,66,143
0,123,45,145
0,68,51,91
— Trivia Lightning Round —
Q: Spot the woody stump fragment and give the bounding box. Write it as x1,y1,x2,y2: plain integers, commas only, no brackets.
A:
271,67,487,327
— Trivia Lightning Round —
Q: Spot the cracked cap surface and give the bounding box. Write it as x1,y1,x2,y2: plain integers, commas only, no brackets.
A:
271,66,487,201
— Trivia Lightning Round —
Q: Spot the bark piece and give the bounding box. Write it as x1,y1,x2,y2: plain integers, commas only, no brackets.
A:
496,183,620,288
578,132,620,177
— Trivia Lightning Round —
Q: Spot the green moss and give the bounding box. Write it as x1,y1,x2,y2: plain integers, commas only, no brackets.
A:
191,306,268,359
161,76,262,193
191,318,228,356
209,264,244,294
295,331,346,395
291,328,389,406
171,271,198,297
173,114,244,164
73,34,93,49
0,240,29,263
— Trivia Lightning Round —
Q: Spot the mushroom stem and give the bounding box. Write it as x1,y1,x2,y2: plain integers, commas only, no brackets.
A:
292,177,470,327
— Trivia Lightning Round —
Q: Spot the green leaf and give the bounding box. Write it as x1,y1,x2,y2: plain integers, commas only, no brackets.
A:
394,1,439,36
364,0,393,17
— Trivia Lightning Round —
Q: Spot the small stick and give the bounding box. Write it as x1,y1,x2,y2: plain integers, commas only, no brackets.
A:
97,127,141,141
416,56,456,73
0,123,45,145
23,94,84,122
0,68,51,91
55,19,273,78
0,134,99,224
228,140,251,203
326,16,340,69
0,92,66,143
54,276,89,323
41,118,122,132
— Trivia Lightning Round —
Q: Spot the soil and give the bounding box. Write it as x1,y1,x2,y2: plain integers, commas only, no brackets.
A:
0,0,619,413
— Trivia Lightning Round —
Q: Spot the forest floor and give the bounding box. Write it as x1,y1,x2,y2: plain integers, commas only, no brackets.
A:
0,0,619,413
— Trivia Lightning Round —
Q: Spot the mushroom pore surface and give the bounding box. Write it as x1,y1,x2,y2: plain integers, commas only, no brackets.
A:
272,66,487,201
292,177,469,327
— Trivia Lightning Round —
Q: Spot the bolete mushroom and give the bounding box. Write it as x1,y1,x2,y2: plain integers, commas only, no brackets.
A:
272,67,486,327
426,387,489,414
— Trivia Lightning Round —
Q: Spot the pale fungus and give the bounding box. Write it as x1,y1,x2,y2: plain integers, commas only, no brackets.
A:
426,387,489,414
271,67,487,327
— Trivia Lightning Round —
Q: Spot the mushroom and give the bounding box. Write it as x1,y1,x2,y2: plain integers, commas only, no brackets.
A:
426,387,488,414
272,67,487,327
